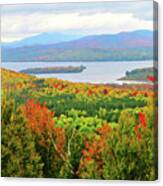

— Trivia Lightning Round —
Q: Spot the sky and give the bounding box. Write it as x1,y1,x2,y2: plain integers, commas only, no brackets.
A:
1,1,154,42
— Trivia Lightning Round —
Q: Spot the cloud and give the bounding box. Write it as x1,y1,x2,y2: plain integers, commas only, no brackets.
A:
1,1,153,42
1,1,153,20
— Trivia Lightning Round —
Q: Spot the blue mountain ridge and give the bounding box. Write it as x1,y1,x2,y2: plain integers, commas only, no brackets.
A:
2,32,83,48
2,30,154,62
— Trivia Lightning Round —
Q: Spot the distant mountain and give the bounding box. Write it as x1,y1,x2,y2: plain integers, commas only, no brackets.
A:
2,30,154,62
2,32,83,48
53,30,153,49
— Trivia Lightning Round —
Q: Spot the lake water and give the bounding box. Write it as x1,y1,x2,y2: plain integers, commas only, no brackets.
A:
1,61,153,84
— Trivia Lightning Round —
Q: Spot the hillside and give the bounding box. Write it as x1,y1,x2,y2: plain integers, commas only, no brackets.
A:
2,30,153,62
119,67,157,82
2,67,157,179
2,32,83,48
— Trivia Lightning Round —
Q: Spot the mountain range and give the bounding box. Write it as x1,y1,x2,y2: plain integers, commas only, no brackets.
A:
2,32,83,48
2,30,153,62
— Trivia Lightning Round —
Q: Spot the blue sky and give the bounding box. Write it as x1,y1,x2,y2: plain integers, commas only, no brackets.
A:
1,1,153,42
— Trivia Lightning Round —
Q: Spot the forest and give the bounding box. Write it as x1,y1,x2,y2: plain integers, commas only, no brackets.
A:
19,65,86,74
119,67,157,82
1,68,158,180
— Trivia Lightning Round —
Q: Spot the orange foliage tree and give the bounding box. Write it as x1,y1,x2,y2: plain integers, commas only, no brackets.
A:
78,110,156,180
22,99,69,177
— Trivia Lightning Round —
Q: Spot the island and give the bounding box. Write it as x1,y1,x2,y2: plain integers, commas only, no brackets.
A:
118,67,157,82
19,65,86,74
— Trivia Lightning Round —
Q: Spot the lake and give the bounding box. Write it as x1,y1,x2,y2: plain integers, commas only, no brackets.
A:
1,61,153,84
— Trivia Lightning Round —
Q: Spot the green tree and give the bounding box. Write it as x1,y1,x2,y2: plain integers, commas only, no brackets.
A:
1,97,43,177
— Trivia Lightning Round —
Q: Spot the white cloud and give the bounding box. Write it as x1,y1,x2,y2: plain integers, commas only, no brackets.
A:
1,11,153,42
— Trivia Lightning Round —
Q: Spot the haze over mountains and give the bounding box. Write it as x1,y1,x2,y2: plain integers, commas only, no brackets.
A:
2,32,83,48
2,30,153,62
